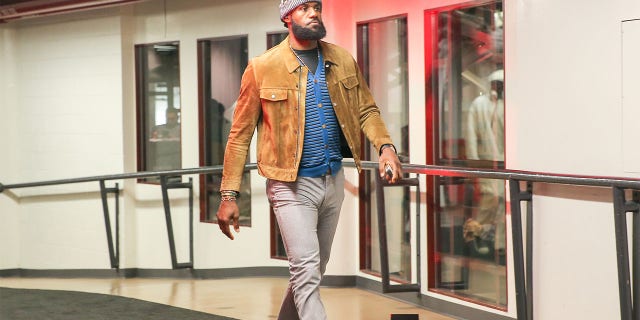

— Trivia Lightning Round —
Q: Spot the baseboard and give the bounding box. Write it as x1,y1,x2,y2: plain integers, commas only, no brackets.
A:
0,269,20,277
0,267,356,285
320,275,356,287
1,268,122,278
0,267,289,279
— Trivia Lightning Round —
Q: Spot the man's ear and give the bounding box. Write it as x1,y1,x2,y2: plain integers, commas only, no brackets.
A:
282,14,291,25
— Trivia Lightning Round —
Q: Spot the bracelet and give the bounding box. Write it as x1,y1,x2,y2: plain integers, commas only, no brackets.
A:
221,190,239,196
221,195,237,201
220,190,239,201
379,144,397,156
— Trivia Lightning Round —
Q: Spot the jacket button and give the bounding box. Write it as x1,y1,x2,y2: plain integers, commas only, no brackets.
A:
271,94,276,99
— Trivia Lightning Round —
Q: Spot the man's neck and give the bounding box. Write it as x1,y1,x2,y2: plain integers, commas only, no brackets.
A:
288,35,318,50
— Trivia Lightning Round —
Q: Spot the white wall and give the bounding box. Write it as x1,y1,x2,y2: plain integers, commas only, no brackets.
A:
13,12,125,193
0,194,19,270
506,1,640,319
0,9,127,269
621,20,640,173
506,0,640,177
0,26,20,270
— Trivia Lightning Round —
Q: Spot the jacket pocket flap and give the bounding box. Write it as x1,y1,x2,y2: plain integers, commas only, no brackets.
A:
339,75,359,89
260,89,288,101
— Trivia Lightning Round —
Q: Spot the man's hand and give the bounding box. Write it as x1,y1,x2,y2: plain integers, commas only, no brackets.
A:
216,200,240,240
379,147,403,184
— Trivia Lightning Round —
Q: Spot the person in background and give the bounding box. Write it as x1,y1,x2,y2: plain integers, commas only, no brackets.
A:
151,107,180,141
150,107,181,174
215,0,403,318
463,69,505,258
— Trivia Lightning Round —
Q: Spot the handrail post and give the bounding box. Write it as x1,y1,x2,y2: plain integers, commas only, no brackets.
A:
524,181,534,320
160,176,194,269
509,179,531,320
99,180,119,269
613,187,633,320
633,190,640,320
375,174,421,293
188,177,194,268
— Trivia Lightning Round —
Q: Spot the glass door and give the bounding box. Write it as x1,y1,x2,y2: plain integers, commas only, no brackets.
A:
198,36,251,225
425,0,507,309
357,16,411,283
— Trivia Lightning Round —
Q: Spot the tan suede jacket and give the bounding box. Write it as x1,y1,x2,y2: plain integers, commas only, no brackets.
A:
220,37,393,191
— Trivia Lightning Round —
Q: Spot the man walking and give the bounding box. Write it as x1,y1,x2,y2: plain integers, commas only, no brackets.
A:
216,1,402,318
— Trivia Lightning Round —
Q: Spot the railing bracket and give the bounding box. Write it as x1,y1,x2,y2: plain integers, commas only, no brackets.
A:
99,180,120,269
160,176,194,270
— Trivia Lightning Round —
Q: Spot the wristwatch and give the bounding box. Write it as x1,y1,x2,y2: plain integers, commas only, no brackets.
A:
379,144,397,156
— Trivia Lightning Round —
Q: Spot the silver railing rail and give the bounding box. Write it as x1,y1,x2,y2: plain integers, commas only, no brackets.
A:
2,161,640,320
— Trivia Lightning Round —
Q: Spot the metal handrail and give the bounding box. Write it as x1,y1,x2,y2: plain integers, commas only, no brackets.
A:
0,164,257,192
379,162,640,189
1,161,640,320
3,162,640,192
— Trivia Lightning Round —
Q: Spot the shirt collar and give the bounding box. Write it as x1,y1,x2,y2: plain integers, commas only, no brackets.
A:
280,36,337,73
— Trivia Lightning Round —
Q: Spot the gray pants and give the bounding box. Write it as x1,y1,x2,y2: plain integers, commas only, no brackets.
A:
266,169,345,320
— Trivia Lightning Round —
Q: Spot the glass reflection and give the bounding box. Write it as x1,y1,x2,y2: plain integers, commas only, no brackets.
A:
357,17,411,283
198,37,251,225
428,1,506,308
136,42,182,183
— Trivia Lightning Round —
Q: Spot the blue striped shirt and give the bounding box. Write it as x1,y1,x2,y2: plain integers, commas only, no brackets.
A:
298,51,343,177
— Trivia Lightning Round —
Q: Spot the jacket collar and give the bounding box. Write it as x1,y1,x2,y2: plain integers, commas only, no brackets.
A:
278,35,338,74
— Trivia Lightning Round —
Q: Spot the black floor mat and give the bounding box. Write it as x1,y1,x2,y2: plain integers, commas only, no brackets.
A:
0,287,238,320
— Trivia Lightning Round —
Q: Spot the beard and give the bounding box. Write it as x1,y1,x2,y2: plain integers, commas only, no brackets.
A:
291,19,327,40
